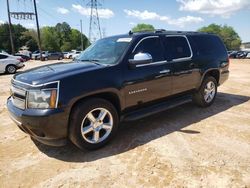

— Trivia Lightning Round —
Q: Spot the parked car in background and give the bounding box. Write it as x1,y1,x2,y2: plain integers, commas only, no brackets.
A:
34,51,46,60
63,52,68,59
72,51,82,60
229,51,248,59
14,53,31,61
66,50,81,59
31,50,40,60
246,52,250,59
236,51,248,59
40,51,64,61
0,53,25,74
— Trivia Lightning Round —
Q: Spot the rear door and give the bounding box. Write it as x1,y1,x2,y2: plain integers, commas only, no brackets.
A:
163,35,200,94
123,36,173,107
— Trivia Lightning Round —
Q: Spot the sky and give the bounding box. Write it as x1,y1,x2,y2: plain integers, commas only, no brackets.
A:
0,0,250,42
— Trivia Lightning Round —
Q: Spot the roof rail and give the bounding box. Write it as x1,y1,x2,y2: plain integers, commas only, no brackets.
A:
154,29,166,33
129,29,167,35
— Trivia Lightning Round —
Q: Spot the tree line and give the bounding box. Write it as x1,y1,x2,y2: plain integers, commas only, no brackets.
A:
0,22,90,53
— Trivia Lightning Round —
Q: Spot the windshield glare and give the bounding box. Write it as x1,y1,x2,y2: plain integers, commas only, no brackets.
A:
78,36,131,65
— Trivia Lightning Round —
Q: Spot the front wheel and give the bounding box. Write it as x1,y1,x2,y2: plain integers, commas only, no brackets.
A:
192,76,217,107
69,98,119,150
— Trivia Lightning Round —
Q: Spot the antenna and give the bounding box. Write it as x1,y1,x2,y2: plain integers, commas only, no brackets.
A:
86,0,102,43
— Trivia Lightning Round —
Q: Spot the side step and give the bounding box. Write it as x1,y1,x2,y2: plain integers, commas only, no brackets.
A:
121,95,192,122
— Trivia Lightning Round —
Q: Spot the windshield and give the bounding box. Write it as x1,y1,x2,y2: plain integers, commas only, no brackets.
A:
77,36,132,65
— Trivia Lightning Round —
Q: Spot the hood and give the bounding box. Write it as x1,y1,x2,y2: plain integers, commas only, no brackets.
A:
14,61,103,85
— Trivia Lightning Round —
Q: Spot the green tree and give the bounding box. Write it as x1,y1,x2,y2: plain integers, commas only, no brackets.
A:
0,22,90,53
0,23,27,53
41,26,61,51
198,24,241,50
69,29,89,51
21,29,39,52
55,22,71,47
132,23,155,32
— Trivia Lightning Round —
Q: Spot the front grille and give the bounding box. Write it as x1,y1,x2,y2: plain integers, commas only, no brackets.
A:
10,85,26,110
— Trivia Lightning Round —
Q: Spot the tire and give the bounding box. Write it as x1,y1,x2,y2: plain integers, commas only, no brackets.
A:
192,76,217,107
69,98,119,150
6,65,17,74
69,55,72,59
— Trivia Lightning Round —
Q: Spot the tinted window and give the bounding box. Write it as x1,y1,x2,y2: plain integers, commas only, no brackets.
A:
163,36,191,60
0,54,7,59
133,37,164,62
191,35,226,56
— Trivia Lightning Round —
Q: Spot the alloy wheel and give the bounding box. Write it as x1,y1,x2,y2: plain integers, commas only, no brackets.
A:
7,66,16,74
204,81,216,103
81,108,113,144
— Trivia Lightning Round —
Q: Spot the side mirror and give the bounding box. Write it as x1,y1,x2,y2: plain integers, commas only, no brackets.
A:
128,53,153,69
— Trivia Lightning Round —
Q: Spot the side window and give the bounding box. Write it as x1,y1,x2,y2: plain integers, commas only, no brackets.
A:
133,37,165,62
164,36,191,60
191,35,226,56
0,54,7,59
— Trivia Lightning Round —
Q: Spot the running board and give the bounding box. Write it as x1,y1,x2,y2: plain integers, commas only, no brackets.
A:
121,95,192,122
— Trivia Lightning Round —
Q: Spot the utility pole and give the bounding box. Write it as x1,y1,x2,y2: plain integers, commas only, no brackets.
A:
80,19,83,51
6,0,15,55
33,0,42,60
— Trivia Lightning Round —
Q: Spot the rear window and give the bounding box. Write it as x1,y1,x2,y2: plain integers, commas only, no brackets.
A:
163,36,191,60
191,35,226,56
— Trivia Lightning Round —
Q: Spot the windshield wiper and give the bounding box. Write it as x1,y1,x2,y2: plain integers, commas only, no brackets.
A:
78,59,104,66
80,59,100,62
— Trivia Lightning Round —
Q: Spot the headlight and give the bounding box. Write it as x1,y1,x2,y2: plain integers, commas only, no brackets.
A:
27,89,58,109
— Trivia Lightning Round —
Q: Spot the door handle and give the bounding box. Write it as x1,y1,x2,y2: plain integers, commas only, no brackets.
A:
189,63,195,68
159,69,170,74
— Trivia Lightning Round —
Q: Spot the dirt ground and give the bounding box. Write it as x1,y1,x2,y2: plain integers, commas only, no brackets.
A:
0,59,250,187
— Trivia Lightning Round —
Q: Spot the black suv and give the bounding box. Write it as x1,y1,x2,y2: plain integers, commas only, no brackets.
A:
7,30,229,150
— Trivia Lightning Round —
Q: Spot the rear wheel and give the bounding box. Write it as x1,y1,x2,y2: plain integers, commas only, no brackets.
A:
192,76,217,107
6,65,17,74
69,98,119,150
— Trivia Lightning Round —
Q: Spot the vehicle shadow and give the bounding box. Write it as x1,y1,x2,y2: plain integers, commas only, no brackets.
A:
33,92,250,162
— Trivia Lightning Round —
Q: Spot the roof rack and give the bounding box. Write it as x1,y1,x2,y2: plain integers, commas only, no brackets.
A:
154,29,166,33
129,29,167,35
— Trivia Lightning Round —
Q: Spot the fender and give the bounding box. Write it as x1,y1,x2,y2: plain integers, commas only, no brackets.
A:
67,87,124,113
197,68,220,89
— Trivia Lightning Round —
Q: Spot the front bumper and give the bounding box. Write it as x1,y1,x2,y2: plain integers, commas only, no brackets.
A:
7,97,69,146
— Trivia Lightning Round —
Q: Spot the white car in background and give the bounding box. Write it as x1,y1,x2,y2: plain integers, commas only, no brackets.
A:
72,51,82,59
0,53,25,74
65,50,81,59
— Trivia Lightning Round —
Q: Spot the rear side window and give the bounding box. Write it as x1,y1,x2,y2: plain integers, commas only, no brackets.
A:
0,54,8,59
191,35,226,56
163,36,191,60
133,37,165,62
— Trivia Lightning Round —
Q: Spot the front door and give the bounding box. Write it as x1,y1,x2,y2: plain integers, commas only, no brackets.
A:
123,36,173,108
